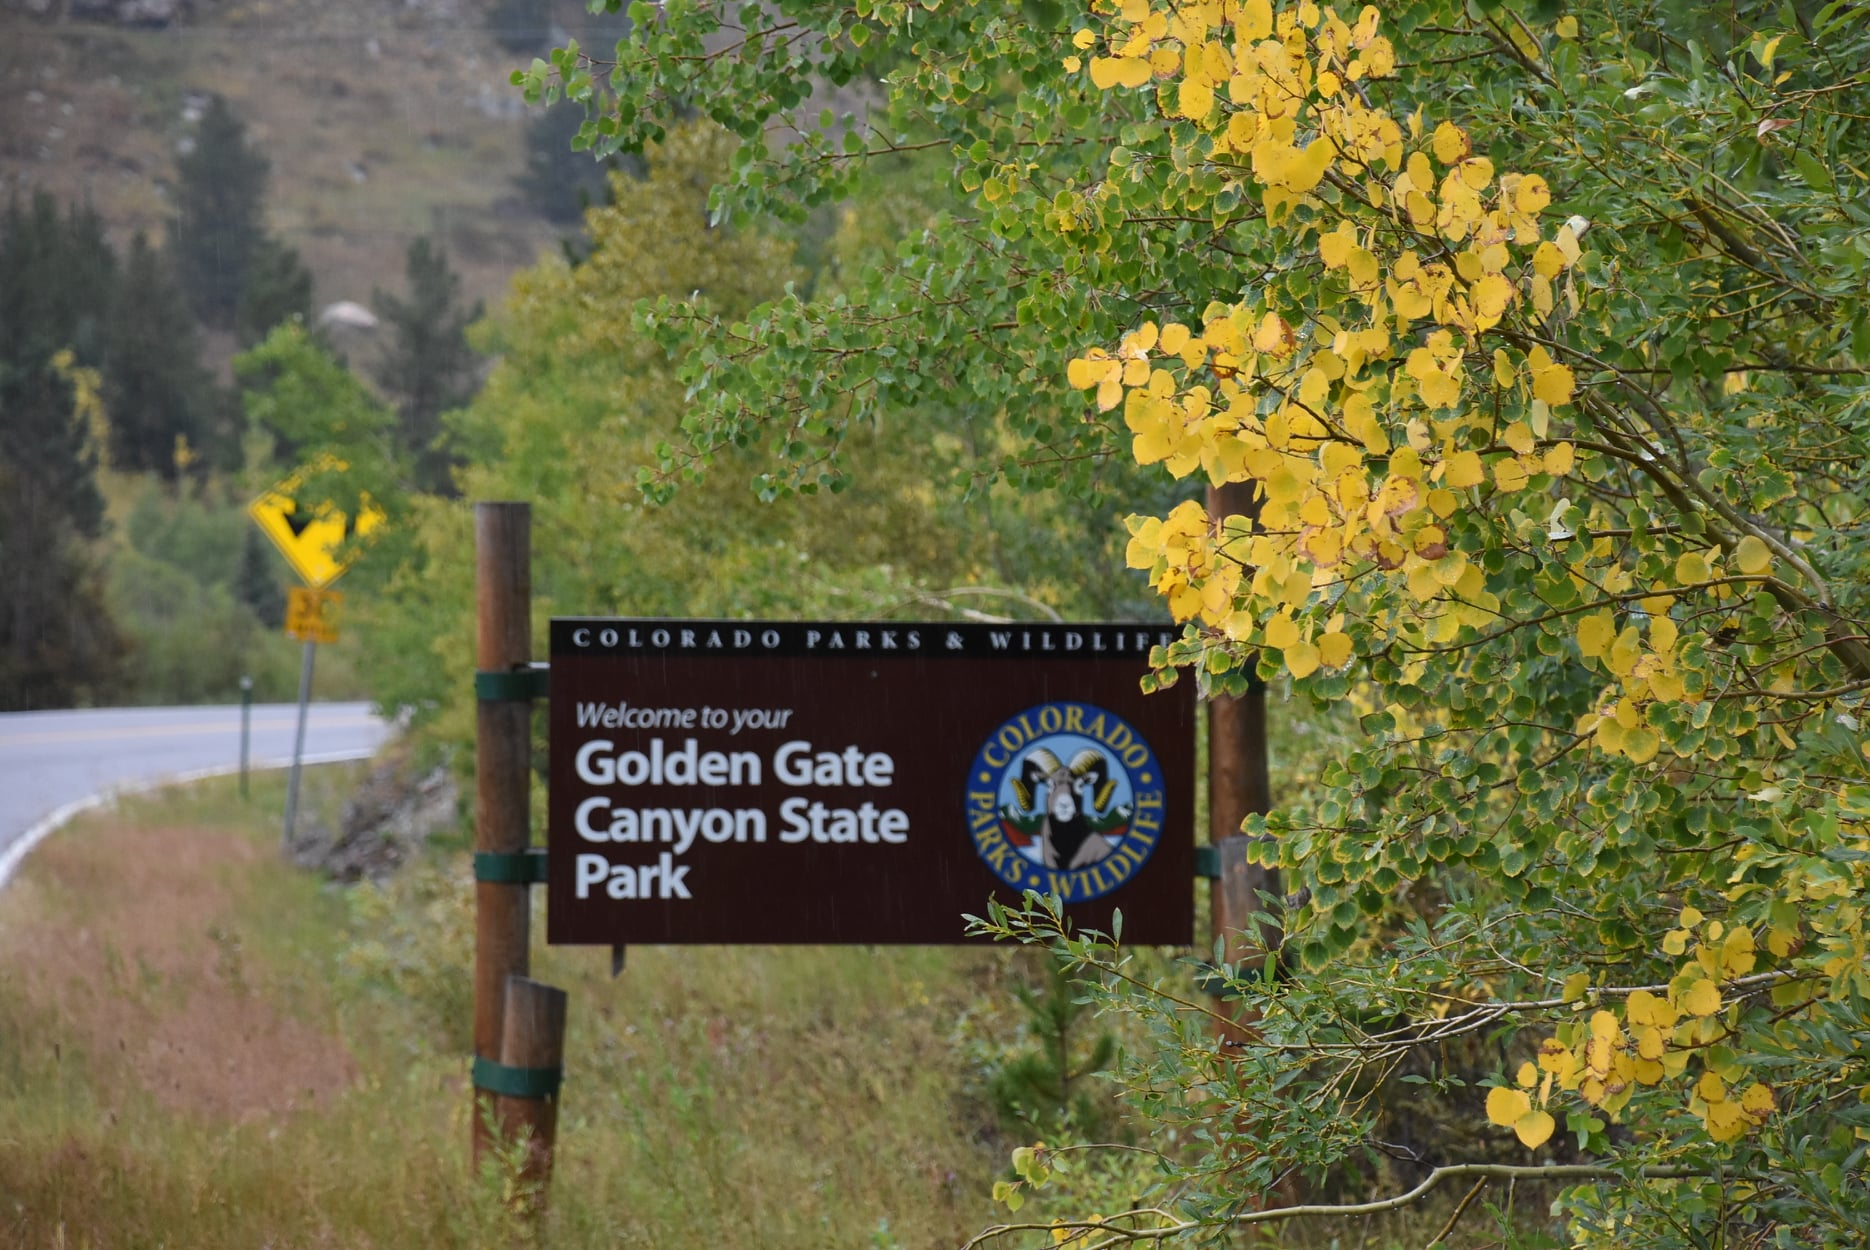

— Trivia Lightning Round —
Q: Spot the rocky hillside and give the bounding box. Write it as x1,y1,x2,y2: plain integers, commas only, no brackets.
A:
0,0,582,326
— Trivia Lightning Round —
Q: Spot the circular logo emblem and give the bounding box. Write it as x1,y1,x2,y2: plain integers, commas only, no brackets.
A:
964,701,1167,901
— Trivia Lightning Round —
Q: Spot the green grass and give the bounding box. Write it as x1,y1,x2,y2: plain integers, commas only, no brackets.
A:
0,768,1012,1248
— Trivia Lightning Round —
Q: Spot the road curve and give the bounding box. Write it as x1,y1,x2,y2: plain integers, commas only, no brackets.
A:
0,702,391,887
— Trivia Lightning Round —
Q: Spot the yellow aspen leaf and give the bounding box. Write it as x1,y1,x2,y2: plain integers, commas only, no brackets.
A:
1122,322,1160,354
1698,1070,1728,1103
1514,1110,1556,1149
1364,35,1395,76
1286,138,1335,194
1556,15,1579,37
1627,989,1679,1029
1636,1025,1666,1060
1431,121,1469,164
1240,0,1273,41
1503,420,1535,454
1675,551,1711,584
1317,630,1354,668
1600,711,1630,752
1318,221,1358,268
1767,926,1798,957
1538,1037,1575,1076
1531,273,1555,317
1515,1062,1539,1088
1733,534,1773,575
1159,322,1191,354
1544,442,1575,476
1493,457,1530,492
1563,971,1591,1002
1096,373,1125,411
1720,927,1757,977
1635,1057,1665,1085
1532,360,1575,406
1283,638,1321,677
1062,55,1082,72
1516,173,1552,214
1406,562,1442,602
1436,449,1481,486
1471,273,1514,327
1492,348,1517,386
1590,1010,1621,1041
1680,979,1723,1017
1486,1085,1532,1127
1118,0,1147,21
1254,312,1296,355
1740,1083,1775,1119
1072,27,1098,48
1576,611,1615,658
1707,1099,1748,1142
1262,613,1300,649
1177,77,1216,120
1662,928,1689,955
1680,905,1704,926
1089,57,1127,89
1426,487,1458,517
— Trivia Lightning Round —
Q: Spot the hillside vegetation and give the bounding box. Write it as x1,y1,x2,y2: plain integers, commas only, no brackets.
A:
1,0,570,329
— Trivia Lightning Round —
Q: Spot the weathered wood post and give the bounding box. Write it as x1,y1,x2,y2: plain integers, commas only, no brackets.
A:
472,502,534,1163
1206,483,1279,1026
495,975,569,1205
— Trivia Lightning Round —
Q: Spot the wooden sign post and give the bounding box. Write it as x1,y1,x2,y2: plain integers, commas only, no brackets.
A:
470,502,568,1202
1206,483,1278,1042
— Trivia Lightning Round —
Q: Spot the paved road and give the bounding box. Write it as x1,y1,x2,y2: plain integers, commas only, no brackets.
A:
0,702,390,883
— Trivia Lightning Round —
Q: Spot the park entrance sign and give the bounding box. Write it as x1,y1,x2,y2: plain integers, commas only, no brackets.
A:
546,619,1196,945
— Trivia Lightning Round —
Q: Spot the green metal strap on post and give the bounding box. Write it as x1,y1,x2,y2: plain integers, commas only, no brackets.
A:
472,1056,563,1099
1194,845,1220,879
474,849,549,884
475,666,549,702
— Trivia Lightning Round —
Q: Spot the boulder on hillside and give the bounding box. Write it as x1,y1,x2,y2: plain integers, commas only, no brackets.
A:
288,749,459,883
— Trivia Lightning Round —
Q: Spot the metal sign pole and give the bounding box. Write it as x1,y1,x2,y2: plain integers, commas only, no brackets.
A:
282,638,317,849
239,674,254,800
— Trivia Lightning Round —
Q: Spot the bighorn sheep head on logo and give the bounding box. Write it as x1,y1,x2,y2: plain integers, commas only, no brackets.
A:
1009,746,1118,870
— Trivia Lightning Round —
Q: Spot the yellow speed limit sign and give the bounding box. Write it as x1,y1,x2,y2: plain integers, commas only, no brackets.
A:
285,586,343,644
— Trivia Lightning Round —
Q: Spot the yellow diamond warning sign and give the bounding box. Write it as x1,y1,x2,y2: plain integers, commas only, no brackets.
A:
248,457,386,588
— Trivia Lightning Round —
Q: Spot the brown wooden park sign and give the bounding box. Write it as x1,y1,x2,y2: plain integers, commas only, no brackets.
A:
467,502,1268,1214
547,618,1196,945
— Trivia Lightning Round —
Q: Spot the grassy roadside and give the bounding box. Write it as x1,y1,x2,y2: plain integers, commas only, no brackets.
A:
0,767,1011,1248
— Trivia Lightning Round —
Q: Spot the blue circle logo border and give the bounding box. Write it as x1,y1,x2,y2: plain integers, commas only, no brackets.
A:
964,700,1168,902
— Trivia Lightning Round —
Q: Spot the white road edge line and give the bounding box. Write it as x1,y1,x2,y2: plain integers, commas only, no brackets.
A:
0,748,381,893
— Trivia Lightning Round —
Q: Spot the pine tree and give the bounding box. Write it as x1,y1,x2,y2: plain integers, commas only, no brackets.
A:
235,236,314,349
0,357,124,709
234,526,286,628
104,233,211,479
169,95,270,329
372,235,482,495
0,192,117,374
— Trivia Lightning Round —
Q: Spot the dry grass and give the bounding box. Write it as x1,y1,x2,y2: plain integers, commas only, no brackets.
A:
0,768,1014,1249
